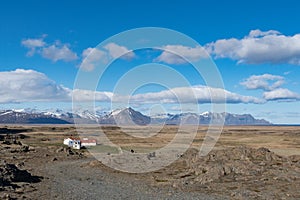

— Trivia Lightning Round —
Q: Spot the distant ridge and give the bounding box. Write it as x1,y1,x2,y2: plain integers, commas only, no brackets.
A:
0,110,71,124
0,108,271,125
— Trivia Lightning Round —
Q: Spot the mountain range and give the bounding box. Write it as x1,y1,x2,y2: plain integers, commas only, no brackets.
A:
0,107,271,125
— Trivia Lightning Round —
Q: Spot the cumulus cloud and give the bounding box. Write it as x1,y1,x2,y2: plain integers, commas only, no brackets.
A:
42,44,78,62
248,29,281,38
21,37,78,62
0,69,115,103
129,86,264,104
96,85,263,104
208,29,300,65
80,48,107,71
263,88,300,101
241,74,300,101
21,37,46,56
0,69,70,103
0,69,264,105
21,38,45,48
79,43,135,71
72,89,113,102
240,74,285,91
104,43,135,60
155,45,209,64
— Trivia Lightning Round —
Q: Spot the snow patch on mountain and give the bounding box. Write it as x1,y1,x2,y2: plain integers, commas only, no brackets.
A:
0,108,272,125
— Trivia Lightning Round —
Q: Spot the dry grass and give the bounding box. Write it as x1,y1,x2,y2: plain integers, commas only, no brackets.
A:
2,125,299,156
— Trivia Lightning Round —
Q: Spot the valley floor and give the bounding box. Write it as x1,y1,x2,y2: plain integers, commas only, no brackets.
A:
0,125,299,199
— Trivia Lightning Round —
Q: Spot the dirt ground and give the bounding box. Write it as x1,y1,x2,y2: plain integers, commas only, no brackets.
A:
0,125,299,199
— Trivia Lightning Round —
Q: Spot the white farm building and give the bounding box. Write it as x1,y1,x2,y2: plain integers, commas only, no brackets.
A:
63,137,97,149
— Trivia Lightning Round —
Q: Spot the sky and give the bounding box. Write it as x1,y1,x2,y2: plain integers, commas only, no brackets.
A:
1,0,300,124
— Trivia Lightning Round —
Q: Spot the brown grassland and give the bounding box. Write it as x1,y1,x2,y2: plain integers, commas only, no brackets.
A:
0,125,299,199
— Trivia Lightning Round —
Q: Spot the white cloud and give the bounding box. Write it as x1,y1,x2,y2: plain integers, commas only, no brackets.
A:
129,86,264,104
104,43,135,60
0,69,264,105
21,38,45,48
155,45,209,64
263,88,300,101
42,44,78,62
240,74,300,102
72,89,113,102
80,43,135,71
248,29,281,38
80,43,136,71
80,48,107,71
21,38,46,56
0,69,115,103
208,29,300,65
240,74,285,91
0,69,70,103
22,37,78,62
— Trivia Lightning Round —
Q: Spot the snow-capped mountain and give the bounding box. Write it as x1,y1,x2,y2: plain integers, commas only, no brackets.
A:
99,107,151,125
0,108,271,125
166,113,200,125
0,110,71,124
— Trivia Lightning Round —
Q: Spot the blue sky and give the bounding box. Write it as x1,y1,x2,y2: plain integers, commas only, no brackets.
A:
1,0,300,124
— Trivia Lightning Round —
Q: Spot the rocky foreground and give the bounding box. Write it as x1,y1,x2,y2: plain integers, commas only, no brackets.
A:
84,146,300,199
0,130,300,199
148,146,300,199
0,141,223,200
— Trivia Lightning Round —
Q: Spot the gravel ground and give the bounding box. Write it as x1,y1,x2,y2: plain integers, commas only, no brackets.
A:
39,158,226,200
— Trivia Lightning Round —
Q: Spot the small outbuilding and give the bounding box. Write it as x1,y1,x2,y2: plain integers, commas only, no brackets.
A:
63,137,96,149
81,138,97,147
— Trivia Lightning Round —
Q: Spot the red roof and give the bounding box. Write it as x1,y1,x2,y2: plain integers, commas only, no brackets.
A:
81,139,97,143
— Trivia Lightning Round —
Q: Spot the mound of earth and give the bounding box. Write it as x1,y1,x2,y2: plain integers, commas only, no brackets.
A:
0,162,42,189
152,146,300,199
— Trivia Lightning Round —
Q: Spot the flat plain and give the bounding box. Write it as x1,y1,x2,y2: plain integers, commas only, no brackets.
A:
0,125,299,199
